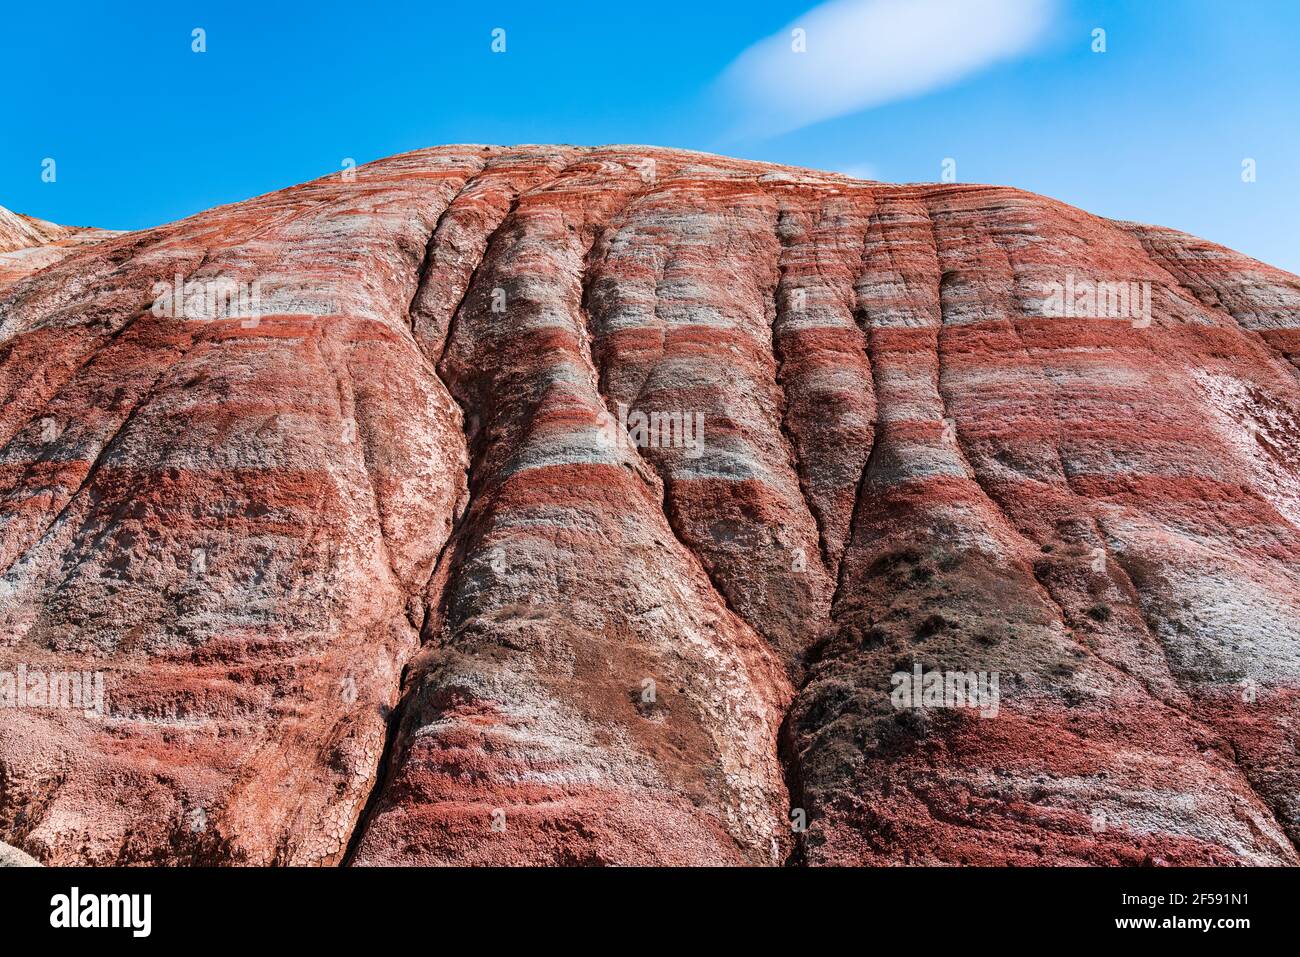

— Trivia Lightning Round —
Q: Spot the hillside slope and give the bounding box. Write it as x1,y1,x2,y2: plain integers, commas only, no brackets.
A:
1,146,1298,865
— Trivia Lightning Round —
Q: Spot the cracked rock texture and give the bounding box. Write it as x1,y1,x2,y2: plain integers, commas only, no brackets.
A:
0,146,1298,866
0,838,40,866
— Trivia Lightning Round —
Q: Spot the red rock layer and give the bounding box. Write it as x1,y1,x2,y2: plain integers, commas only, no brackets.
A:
0,148,1297,866
791,188,1300,864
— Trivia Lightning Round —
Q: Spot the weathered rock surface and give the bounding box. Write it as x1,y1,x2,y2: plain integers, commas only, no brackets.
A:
0,207,119,291
0,147,1297,866
0,204,119,289
0,207,75,254
0,838,39,866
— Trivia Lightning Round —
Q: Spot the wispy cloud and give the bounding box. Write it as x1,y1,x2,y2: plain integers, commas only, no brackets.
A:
835,163,882,181
717,0,1056,139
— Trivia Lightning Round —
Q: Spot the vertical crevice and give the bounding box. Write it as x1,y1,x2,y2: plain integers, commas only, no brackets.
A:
338,168,496,864
339,669,408,866
341,154,591,863
767,199,831,572
575,169,748,621
828,200,888,615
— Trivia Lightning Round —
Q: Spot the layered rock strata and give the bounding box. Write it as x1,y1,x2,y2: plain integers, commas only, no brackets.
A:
0,147,1297,866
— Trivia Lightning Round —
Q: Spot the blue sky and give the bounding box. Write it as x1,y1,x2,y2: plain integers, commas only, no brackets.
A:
2,0,1297,271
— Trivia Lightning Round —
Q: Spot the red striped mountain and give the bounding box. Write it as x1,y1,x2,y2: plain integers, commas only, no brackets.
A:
1,147,1298,866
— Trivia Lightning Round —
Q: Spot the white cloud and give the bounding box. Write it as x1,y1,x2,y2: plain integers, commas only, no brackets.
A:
717,0,1055,139
835,163,881,180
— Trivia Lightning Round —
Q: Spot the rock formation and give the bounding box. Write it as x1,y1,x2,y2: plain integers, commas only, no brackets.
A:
0,208,120,292
0,146,1297,866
